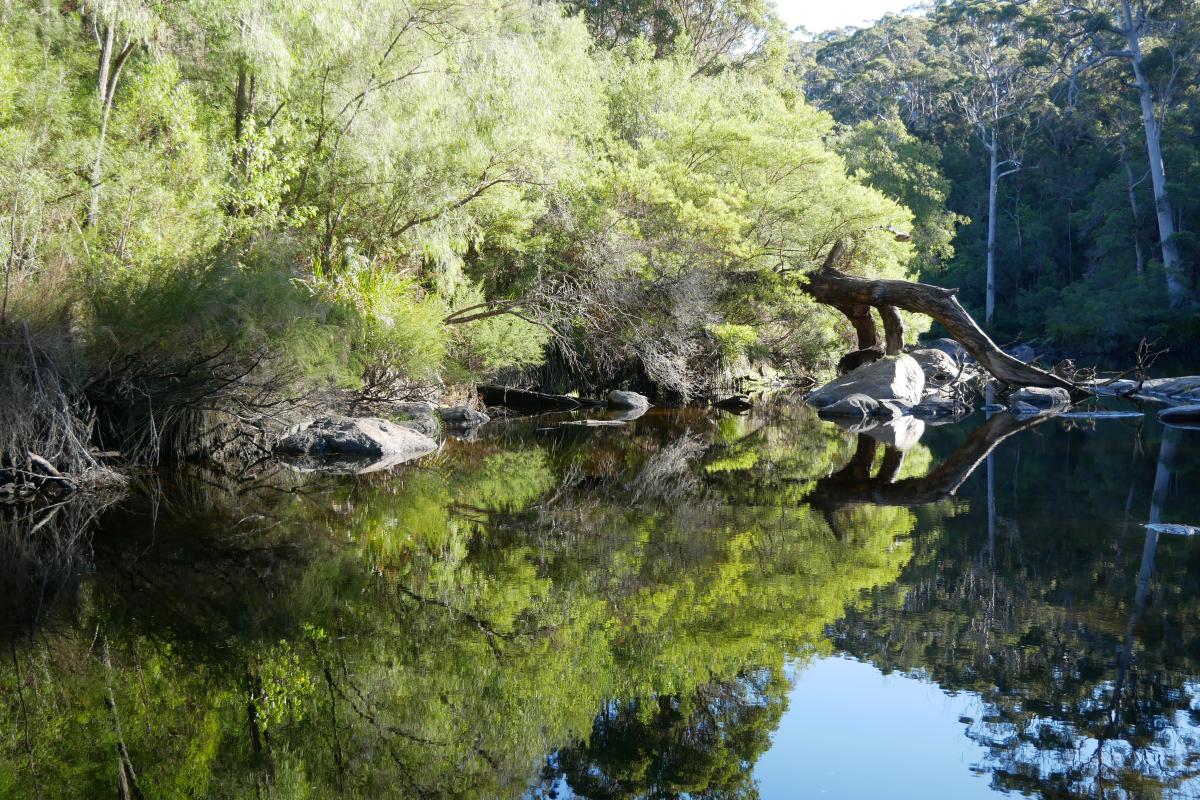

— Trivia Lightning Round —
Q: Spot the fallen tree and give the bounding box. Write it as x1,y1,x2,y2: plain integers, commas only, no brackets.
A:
801,240,1078,392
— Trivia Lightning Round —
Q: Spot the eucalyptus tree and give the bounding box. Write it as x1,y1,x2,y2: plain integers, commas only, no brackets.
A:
1048,0,1198,306
932,0,1047,325
82,1,164,228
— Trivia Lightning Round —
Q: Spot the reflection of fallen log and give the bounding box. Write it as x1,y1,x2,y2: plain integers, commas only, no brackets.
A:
811,411,1046,512
477,385,593,413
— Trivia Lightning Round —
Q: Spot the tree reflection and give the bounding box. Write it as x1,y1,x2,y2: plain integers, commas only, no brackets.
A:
0,409,918,799
836,421,1200,799
541,670,786,800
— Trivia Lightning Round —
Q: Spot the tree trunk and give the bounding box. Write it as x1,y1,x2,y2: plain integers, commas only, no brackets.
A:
88,25,116,229
829,302,879,350
1121,1,1187,305
88,25,134,229
804,265,1078,391
1118,136,1146,275
986,128,999,324
879,304,904,355
234,64,255,173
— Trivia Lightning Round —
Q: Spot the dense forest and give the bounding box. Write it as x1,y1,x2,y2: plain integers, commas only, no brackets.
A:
796,0,1200,347
1,0,1198,471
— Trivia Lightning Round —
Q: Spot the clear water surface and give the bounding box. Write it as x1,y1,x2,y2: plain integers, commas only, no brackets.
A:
2,395,1198,799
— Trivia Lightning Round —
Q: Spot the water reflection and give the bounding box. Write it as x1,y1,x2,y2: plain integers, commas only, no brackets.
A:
0,402,1196,799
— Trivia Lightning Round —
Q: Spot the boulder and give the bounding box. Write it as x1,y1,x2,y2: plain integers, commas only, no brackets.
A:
1008,386,1071,409
818,393,904,420
607,390,651,411
909,348,963,386
806,354,925,409
1092,378,1139,396
437,406,490,428
1009,401,1042,416
1159,404,1200,428
912,396,964,419
387,402,440,438
277,416,437,460
818,393,879,419
1141,376,1200,403
926,338,971,363
1093,376,1200,404
1005,343,1038,364
836,347,884,375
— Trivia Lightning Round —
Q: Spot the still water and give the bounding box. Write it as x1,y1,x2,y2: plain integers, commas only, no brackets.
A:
2,396,1198,799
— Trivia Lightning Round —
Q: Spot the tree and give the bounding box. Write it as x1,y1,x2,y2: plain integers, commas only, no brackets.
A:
935,1,1045,324
83,1,161,229
1050,0,1198,306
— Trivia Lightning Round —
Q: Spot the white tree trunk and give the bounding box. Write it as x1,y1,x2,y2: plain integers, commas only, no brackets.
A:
1122,1,1187,306
88,25,116,229
986,129,998,324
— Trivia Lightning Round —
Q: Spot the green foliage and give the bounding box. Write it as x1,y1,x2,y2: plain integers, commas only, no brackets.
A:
837,117,965,275
1,0,935,408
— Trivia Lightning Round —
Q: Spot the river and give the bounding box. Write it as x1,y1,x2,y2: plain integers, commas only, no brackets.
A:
2,396,1198,799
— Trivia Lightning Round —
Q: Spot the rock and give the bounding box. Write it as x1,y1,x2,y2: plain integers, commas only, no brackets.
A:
379,402,441,438
1093,376,1200,404
607,390,651,411
1140,376,1200,402
912,396,964,418
806,354,925,409
1092,378,1138,396
1009,386,1071,409
1158,404,1200,428
390,401,435,415
909,348,964,386
837,347,884,375
277,416,437,461
1005,343,1038,363
926,338,971,363
437,406,489,428
714,395,754,412
818,393,880,419
818,393,905,420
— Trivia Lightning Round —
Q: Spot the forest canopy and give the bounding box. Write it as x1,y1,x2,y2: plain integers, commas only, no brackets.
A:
1,0,1197,445
0,0,914,416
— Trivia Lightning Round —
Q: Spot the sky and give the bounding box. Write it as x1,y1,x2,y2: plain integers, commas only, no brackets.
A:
773,0,924,34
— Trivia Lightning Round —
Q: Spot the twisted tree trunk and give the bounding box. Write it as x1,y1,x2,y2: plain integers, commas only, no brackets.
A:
801,241,1077,392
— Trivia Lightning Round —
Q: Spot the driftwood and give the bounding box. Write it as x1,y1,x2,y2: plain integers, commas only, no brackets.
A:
801,240,1077,392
